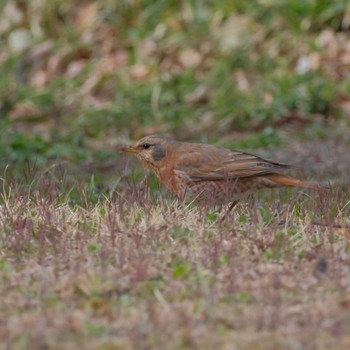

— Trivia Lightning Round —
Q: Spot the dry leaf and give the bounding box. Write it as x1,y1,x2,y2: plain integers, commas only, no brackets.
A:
27,41,53,61
234,70,250,92
30,69,49,88
178,48,202,68
212,15,253,52
66,60,86,77
75,2,100,28
130,64,150,80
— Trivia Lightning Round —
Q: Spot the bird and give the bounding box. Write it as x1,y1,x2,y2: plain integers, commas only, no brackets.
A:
121,134,322,212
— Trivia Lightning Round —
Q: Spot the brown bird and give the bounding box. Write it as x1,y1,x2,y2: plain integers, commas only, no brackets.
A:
121,135,321,211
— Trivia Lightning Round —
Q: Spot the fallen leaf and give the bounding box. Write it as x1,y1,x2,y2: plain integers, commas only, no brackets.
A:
178,48,202,68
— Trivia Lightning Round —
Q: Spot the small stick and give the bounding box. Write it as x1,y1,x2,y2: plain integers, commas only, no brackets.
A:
218,200,240,223
310,220,350,230
311,220,350,242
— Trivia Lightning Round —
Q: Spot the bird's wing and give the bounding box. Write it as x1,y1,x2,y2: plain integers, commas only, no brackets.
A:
174,144,291,181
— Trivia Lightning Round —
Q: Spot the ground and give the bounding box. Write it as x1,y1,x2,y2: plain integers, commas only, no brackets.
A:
0,144,349,349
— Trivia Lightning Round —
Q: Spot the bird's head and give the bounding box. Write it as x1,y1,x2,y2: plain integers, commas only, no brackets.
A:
121,135,174,169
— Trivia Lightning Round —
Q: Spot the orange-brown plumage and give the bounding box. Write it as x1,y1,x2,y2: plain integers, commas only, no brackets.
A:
121,134,320,205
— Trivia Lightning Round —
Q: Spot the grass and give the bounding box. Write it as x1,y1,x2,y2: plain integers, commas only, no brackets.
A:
0,172,349,349
1,0,350,175
1,0,350,348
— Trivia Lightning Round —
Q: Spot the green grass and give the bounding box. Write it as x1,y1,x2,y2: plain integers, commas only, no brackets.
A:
1,0,350,176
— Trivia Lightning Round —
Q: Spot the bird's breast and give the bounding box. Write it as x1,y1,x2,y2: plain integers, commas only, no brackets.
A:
155,165,178,194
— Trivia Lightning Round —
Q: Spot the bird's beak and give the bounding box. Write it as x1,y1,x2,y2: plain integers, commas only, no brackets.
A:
120,146,139,154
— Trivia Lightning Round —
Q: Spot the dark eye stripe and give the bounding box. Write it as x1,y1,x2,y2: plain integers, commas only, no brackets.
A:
142,143,151,149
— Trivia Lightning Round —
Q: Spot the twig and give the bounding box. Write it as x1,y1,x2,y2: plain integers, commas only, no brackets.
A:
311,220,350,242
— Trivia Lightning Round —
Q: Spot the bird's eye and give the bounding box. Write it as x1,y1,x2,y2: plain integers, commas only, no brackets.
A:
142,143,151,149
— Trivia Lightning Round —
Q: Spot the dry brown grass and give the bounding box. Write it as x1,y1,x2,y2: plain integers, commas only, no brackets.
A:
0,171,349,350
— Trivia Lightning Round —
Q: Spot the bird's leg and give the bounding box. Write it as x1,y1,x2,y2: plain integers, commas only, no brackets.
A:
217,200,240,223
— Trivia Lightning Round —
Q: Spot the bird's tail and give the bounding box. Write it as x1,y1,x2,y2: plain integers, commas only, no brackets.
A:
265,173,329,190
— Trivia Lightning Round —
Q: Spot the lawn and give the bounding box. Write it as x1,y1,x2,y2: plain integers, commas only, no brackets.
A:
0,1,350,349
